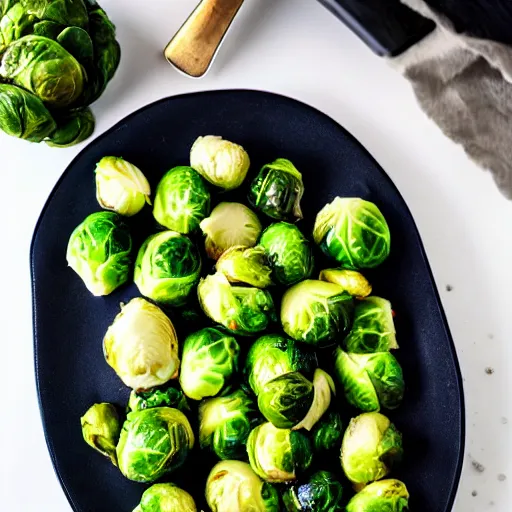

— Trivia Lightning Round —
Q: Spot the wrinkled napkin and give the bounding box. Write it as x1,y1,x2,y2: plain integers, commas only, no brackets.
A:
390,0,512,198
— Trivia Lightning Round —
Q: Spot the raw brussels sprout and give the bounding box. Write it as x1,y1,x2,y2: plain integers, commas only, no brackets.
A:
95,156,151,217
334,349,404,412
259,222,314,286
216,246,273,288
0,4,36,53
22,0,89,28
346,479,409,512
179,327,240,401
311,409,343,453
133,483,197,512
319,269,372,298
199,389,260,460
313,197,391,269
190,135,250,190
281,280,354,348
117,407,195,483
56,25,94,64
80,403,120,465
128,385,189,413
341,412,403,485
283,470,344,512
134,231,201,306
153,166,211,234
45,108,95,147
344,297,398,353
206,460,280,512
66,211,132,296
200,202,262,260
247,422,313,483
248,158,304,221
103,298,180,391
244,334,318,396
198,272,276,336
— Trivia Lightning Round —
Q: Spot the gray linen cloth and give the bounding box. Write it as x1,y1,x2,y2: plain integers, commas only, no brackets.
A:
390,0,512,198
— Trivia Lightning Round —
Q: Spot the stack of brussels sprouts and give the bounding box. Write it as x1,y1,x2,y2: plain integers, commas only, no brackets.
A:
70,135,408,511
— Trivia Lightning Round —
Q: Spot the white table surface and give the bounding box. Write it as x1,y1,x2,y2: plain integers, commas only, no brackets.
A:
2,0,512,510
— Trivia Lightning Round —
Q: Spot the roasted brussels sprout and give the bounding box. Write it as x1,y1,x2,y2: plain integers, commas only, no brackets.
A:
153,166,211,234
134,231,201,306
45,108,95,147
341,413,403,485
311,409,343,454
313,198,391,269
206,460,280,512
179,327,240,401
199,389,260,460
95,156,151,217
190,135,250,190
334,349,404,412
259,222,314,286
281,280,354,347
216,245,273,288
283,470,344,512
248,158,304,221
198,272,276,336
80,403,121,465
133,483,197,512
117,407,194,483
344,297,398,353
247,422,313,483
128,385,189,413
346,479,409,512
319,269,372,298
66,211,132,296
200,202,262,260
103,298,180,391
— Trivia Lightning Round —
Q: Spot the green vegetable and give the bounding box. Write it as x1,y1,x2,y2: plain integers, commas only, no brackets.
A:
0,4,36,53
103,298,180,391
153,166,211,234
45,108,95,147
283,470,344,512
334,349,404,412
179,327,240,401
346,479,409,512
66,211,132,296
128,385,189,413
259,222,314,286
341,412,403,486
56,25,93,64
117,407,194,483
133,483,197,512
134,231,201,306
281,280,354,347
313,198,391,269
21,0,88,28
319,269,372,298
248,158,304,221
206,460,280,512
311,409,343,454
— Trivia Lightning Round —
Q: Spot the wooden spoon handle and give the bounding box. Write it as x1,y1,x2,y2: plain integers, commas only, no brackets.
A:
164,0,245,78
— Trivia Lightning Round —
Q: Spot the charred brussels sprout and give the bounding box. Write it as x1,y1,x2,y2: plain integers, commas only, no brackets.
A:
216,246,273,288
133,483,197,512
153,166,211,234
346,479,409,512
311,409,343,454
319,269,372,298
128,385,189,413
248,158,304,221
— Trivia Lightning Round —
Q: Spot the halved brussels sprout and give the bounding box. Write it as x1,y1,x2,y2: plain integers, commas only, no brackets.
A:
198,272,276,336
247,422,313,483
66,211,132,296
313,198,391,269
283,470,344,512
311,409,343,454
190,135,250,190
281,280,354,347
134,231,201,306
200,202,262,260
216,246,273,288
319,269,372,298
248,158,304,221
179,327,240,401
346,479,409,512
334,349,404,412
95,156,151,217
128,385,189,413
153,166,211,234
199,389,260,460
341,412,403,485
206,460,280,512
259,222,314,286
80,403,121,466
117,407,194,483
103,298,180,391
344,297,398,353
133,483,197,512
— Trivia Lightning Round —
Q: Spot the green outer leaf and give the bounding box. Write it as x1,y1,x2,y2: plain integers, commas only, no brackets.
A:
128,386,189,413
0,3,36,52
57,25,93,63
32,19,62,39
135,483,197,512
45,108,94,147
345,479,409,512
311,409,343,453
319,268,372,298
20,0,88,28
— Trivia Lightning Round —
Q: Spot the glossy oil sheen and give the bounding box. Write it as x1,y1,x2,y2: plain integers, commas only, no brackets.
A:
31,90,464,512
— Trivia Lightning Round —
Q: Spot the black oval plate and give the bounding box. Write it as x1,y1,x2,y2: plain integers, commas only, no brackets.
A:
31,90,464,512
